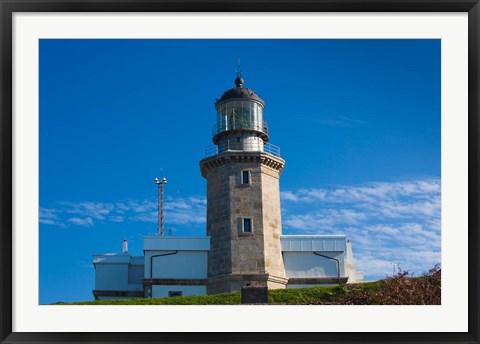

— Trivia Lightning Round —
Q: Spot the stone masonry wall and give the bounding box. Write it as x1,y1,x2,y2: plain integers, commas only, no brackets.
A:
205,164,232,277
201,152,286,293
229,162,266,275
260,165,287,285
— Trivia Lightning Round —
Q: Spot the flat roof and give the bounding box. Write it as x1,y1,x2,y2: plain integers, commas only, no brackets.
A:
281,235,347,239
144,236,211,251
143,236,211,239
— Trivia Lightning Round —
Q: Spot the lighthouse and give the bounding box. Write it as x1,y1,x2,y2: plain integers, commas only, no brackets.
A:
92,68,364,301
200,72,288,294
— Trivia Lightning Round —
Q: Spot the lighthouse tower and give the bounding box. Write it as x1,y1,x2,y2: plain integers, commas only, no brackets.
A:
200,72,288,294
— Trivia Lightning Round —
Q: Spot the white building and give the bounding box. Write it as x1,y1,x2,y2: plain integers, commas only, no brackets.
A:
93,235,363,299
92,73,364,300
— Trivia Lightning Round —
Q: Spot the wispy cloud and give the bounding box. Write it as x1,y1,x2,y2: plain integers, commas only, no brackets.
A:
126,200,156,213
67,217,94,227
281,179,440,204
109,216,124,223
281,178,441,280
40,178,440,281
39,207,65,227
284,209,367,230
316,116,365,127
41,196,206,229
60,201,115,220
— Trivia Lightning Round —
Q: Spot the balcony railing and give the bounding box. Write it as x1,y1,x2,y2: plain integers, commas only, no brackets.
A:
212,119,269,138
204,140,281,158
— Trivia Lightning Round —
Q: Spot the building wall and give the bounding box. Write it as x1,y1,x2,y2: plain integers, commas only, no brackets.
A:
260,164,286,285
93,235,357,299
93,254,144,294
217,132,265,153
152,285,207,298
95,263,130,290
204,157,268,278
229,161,266,275
280,235,349,287
205,162,233,277
142,237,209,298
345,239,365,283
96,296,139,300
129,264,144,284
201,152,287,293
282,251,345,278
144,250,208,279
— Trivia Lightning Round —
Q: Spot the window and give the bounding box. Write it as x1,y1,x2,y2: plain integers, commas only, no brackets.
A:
168,291,182,297
242,170,250,185
243,218,252,233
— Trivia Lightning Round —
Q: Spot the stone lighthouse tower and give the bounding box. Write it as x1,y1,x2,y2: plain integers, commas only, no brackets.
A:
200,72,288,294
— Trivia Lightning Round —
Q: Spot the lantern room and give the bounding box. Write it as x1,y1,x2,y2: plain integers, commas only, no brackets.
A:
212,75,270,153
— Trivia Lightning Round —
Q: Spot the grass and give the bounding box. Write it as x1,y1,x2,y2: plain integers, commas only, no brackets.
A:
56,285,345,306
58,292,241,305
56,267,440,305
268,285,346,305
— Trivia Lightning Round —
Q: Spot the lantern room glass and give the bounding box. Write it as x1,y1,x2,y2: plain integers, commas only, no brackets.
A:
216,100,263,133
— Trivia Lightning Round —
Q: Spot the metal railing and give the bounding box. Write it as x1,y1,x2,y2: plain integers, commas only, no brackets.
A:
212,119,269,138
204,140,281,158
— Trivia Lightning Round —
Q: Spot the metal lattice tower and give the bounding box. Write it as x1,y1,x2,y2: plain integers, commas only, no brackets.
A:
154,176,167,236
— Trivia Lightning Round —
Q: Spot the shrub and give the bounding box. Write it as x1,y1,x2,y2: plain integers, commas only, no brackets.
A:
326,265,441,305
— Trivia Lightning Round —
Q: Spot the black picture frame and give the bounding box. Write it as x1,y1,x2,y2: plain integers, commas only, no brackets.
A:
1,1,478,343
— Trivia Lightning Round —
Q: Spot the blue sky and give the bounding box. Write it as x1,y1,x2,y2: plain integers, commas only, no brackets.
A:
39,39,440,304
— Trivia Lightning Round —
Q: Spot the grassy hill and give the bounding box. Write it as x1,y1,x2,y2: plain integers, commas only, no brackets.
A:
58,267,440,306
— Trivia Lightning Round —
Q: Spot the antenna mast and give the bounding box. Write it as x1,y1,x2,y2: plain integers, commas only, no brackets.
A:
154,174,167,236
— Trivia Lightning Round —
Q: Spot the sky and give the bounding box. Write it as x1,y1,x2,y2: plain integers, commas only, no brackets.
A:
39,39,441,304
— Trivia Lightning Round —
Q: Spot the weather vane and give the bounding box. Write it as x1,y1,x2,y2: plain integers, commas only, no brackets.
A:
236,57,242,77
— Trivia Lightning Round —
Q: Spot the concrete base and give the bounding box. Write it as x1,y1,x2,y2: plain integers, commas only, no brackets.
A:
241,286,268,304
207,273,288,294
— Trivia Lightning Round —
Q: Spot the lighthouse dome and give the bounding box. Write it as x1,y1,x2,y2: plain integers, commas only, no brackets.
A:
216,76,264,105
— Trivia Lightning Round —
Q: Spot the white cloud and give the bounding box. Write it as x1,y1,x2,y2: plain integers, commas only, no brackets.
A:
317,116,365,127
284,209,367,230
130,212,156,223
115,202,130,213
369,198,440,219
40,207,59,220
39,208,65,227
109,216,124,223
61,201,115,220
67,217,94,227
283,179,440,205
280,191,299,202
168,212,205,224
354,257,394,279
282,178,441,279
42,195,206,228
126,200,156,213
39,218,59,226
165,198,193,210
187,196,207,205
